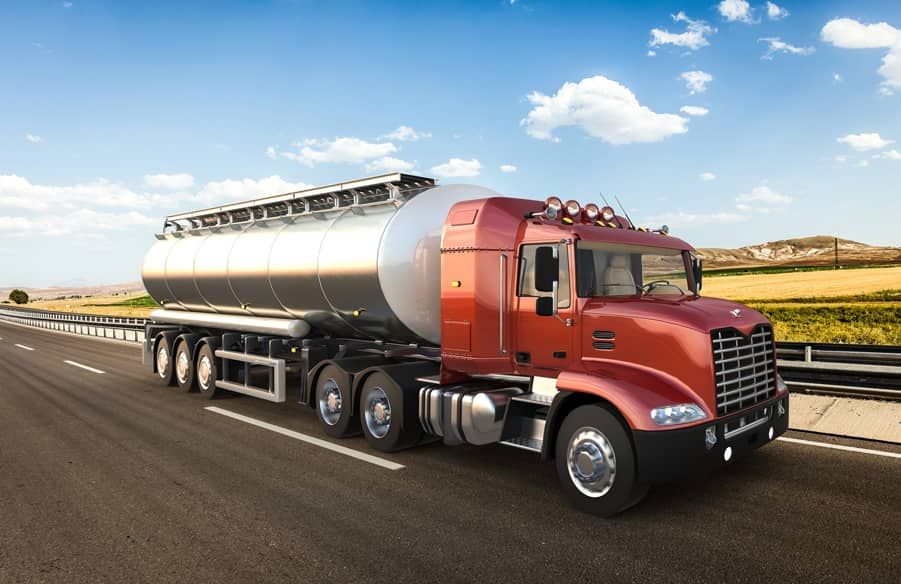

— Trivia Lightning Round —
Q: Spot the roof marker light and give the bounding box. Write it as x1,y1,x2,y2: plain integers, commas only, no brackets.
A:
544,197,563,220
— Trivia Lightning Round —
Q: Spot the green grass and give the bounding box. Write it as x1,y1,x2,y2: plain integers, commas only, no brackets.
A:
748,302,901,344
703,263,899,278
87,295,159,308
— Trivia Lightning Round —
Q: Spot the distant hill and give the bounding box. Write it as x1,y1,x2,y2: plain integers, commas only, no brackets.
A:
0,281,146,302
697,236,901,269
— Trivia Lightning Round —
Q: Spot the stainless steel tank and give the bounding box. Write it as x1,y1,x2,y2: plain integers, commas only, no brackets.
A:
142,182,497,345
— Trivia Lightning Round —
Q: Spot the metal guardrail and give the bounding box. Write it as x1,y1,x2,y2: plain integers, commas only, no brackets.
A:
0,305,898,398
0,305,147,343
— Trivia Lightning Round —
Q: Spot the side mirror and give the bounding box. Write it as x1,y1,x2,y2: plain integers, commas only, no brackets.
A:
693,257,703,291
536,296,555,317
534,246,558,293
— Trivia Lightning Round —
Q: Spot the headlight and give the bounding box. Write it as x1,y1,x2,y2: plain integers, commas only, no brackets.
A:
650,403,708,426
600,206,616,222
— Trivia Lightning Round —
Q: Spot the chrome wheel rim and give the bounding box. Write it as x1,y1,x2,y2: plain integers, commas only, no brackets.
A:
197,354,212,391
318,378,342,426
363,387,391,439
567,427,617,498
156,345,169,378
176,349,190,384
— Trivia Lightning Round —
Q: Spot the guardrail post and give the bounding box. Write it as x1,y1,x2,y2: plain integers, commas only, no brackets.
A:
805,346,812,363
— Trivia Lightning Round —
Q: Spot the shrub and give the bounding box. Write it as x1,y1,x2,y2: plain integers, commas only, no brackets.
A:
8,289,28,304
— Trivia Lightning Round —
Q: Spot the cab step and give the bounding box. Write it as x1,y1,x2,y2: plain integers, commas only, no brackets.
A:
511,392,555,406
499,436,543,452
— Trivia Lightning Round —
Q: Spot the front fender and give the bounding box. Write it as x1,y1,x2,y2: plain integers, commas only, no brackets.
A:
555,361,713,432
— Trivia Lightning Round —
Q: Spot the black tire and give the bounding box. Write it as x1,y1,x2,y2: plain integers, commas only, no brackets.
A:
173,340,196,393
154,335,177,386
358,370,422,452
314,364,360,438
554,404,648,517
194,343,220,399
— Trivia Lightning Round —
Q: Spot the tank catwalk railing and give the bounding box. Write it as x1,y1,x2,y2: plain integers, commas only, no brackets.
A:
0,305,147,343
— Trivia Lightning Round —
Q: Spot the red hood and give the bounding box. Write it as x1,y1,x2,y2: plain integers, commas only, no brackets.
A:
582,295,769,335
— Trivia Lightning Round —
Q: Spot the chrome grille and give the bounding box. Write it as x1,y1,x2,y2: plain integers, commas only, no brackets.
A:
712,325,776,416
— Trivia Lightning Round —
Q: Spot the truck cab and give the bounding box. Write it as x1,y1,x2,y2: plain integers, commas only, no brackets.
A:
438,195,790,514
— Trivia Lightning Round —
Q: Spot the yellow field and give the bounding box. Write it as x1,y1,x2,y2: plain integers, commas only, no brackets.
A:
702,266,901,301
26,293,155,318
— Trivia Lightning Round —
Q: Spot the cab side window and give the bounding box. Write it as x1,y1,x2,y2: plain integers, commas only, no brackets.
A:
517,244,571,309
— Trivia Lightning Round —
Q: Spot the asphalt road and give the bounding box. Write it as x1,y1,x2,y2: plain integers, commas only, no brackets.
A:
1,320,900,584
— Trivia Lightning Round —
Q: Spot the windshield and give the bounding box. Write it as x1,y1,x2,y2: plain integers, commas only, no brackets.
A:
575,241,695,297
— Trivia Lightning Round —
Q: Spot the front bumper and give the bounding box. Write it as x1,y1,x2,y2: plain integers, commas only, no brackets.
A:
632,395,790,484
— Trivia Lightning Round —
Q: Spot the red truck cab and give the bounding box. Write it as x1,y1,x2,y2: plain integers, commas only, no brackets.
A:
439,195,789,514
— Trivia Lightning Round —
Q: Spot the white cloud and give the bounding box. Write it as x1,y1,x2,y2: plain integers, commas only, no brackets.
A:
821,18,901,92
63,2,73,7
834,154,848,163
833,72,843,83
837,132,894,151
499,164,518,173
647,211,747,226
430,158,482,178
700,172,716,181
855,160,870,168
647,50,657,57
680,105,709,116
718,0,753,24
364,156,416,173
143,173,195,190
0,210,155,237
195,175,311,204
270,137,397,167
25,133,43,143
760,38,815,60
736,185,792,206
680,70,713,94
650,12,715,51
875,149,901,160
766,2,788,20
0,175,153,211
521,75,688,144
380,126,431,142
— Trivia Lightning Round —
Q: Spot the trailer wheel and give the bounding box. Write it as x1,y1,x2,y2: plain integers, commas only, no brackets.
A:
155,336,177,386
174,340,196,393
195,343,219,399
315,364,360,438
555,404,648,517
358,370,422,452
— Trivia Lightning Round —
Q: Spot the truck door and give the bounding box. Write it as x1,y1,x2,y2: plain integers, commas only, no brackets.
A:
514,242,574,371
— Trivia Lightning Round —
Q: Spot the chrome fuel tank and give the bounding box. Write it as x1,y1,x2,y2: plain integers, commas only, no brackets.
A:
141,181,497,345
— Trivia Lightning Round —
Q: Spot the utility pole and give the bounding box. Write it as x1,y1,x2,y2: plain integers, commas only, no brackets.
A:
834,237,839,269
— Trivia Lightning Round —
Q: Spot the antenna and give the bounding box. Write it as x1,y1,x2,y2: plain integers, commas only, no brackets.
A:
599,192,612,208
614,195,636,229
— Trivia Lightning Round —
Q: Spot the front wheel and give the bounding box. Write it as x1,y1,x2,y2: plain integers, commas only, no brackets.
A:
555,404,648,517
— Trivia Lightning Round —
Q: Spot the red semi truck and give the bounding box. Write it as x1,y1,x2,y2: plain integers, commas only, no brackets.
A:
142,173,789,516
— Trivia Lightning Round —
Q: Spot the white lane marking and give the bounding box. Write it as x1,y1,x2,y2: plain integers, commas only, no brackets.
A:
778,436,901,459
64,360,106,374
204,406,405,471
14,344,34,351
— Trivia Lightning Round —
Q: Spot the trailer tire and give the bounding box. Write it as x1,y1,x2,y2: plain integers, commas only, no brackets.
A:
155,335,177,386
555,404,648,517
195,343,220,399
315,364,360,438
174,339,196,393
358,370,422,452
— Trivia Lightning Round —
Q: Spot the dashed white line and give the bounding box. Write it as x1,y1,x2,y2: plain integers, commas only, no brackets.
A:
14,344,34,351
204,406,405,471
64,360,106,374
778,436,901,459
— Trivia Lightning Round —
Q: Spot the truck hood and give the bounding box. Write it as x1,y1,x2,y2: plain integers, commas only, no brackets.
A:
582,295,769,335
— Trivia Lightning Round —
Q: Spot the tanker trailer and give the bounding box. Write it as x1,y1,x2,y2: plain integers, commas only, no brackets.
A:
142,172,789,516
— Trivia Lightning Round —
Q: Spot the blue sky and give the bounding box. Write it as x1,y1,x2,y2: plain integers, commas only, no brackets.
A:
1,0,900,286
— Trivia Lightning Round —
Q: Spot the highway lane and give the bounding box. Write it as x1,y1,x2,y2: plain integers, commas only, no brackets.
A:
1,320,899,583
